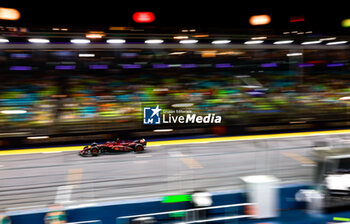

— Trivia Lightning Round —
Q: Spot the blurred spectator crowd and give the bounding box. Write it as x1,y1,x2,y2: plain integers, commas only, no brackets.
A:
0,49,349,136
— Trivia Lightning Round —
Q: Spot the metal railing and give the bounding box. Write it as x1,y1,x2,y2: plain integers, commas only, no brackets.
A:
67,220,102,224
116,202,256,224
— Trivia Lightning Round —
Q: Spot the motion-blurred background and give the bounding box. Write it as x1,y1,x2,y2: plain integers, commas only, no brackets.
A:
0,1,349,147
3,2,350,223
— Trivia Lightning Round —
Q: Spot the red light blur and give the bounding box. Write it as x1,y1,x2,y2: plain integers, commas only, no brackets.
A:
290,16,305,23
132,12,155,23
306,60,327,64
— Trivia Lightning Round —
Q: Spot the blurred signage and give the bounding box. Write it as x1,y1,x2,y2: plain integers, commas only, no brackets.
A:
132,12,155,23
0,7,20,20
109,26,134,31
290,15,305,22
86,31,105,39
249,15,271,25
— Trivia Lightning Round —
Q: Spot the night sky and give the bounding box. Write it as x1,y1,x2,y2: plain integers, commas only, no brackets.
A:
0,1,348,34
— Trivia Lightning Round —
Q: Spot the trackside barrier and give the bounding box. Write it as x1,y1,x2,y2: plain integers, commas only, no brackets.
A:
67,220,102,224
177,215,252,224
116,202,255,224
8,184,308,224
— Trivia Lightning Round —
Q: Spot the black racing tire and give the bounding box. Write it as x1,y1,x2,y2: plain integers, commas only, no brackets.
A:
134,144,144,153
79,151,88,157
90,147,99,156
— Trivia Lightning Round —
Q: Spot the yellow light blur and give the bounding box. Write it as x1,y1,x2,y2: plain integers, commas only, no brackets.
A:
192,34,209,38
249,15,271,25
201,51,216,58
109,26,133,31
86,34,102,39
27,136,50,140
251,36,267,40
86,32,105,39
341,19,350,28
173,36,188,40
0,7,20,20
169,52,186,55
217,51,244,56
52,28,69,31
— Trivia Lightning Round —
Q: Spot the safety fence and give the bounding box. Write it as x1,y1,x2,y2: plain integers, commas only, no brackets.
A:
67,221,102,224
7,184,308,224
116,202,255,223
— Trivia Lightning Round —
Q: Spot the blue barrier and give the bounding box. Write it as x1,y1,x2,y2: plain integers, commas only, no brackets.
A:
7,184,310,224
67,220,102,224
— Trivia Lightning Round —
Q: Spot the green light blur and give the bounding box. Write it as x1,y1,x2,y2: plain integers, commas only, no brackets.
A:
333,217,350,221
162,194,192,203
341,19,350,28
169,212,186,217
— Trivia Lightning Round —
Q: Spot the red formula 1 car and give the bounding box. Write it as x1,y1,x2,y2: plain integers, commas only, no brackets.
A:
79,138,146,156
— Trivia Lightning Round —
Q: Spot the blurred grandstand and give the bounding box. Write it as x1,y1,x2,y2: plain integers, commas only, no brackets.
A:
0,32,350,146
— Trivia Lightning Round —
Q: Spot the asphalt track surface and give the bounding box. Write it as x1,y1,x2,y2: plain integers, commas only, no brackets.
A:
2,130,350,212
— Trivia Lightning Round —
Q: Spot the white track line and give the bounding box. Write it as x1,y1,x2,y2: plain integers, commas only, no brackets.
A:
55,185,73,204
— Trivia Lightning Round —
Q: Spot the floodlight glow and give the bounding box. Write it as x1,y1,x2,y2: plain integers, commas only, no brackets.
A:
251,36,267,40
106,39,126,44
1,110,27,114
78,53,95,57
0,38,9,43
287,52,303,57
70,39,91,44
28,38,50,43
211,40,231,44
326,41,348,45
173,36,188,39
145,39,164,44
153,129,174,133
339,96,350,101
273,40,294,44
27,136,49,140
301,40,322,45
179,39,198,44
319,37,336,41
244,40,264,45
